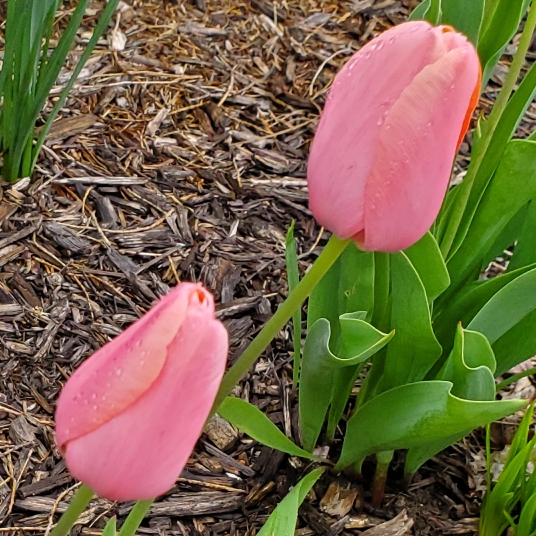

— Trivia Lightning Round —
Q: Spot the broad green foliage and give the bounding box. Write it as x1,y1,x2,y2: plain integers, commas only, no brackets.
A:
299,314,393,451
217,0,536,501
336,382,524,472
218,397,315,459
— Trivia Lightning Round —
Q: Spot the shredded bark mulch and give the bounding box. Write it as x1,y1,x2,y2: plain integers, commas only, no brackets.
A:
1,0,535,534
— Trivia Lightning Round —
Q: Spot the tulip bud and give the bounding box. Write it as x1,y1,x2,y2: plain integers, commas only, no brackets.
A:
308,21,481,252
55,283,228,501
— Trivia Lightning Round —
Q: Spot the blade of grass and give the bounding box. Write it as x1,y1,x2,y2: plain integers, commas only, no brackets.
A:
285,222,302,388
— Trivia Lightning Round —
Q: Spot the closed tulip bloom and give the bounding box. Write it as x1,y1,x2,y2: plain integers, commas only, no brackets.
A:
55,283,228,501
308,21,480,252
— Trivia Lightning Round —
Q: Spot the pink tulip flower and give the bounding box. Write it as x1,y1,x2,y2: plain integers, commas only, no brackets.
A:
55,283,228,501
307,21,481,252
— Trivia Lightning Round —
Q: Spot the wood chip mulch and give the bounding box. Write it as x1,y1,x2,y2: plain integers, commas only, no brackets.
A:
2,0,533,534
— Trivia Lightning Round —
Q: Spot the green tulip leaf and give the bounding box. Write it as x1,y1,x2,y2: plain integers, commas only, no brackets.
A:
299,315,394,452
371,252,390,330
444,140,536,297
407,327,497,474
433,263,536,352
441,0,484,44
492,308,536,377
257,468,324,536
308,242,374,347
409,0,442,24
370,252,442,397
404,231,450,302
336,381,525,471
478,0,531,86
218,397,315,459
508,201,536,272
468,266,536,346
436,325,496,401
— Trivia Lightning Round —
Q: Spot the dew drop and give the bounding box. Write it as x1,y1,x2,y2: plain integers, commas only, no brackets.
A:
370,43,377,51
364,50,372,59
116,368,123,376
450,83,456,90
377,41,385,51
140,360,146,366
377,116,384,126
427,120,433,127
388,36,396,44
102,395,107,402
385,124,391,130
91,393,97,400
83,399,89,405
136,340,142,348
92,405,98,411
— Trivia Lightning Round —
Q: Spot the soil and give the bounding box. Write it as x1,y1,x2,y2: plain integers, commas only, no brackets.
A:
1,0,534,535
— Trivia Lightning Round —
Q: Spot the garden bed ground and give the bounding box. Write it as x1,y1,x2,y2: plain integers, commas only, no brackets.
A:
1,0,535,534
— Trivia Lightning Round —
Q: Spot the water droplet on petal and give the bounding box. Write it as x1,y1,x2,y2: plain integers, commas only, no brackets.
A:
92,405,98,411
116,368,123,376
136,340,142,348
427,120,433,127
450,83,456,90
365,50,372,59
370,43,377,51
377,41,385,50
385,124,391,130
388,36,396,44
102,395,107,401
140,360,145,366
377,116,384,126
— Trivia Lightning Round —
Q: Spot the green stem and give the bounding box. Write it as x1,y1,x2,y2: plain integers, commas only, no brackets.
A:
211,235,350,414
440,0,536,257
50,484,94,536
496,365,536,392
371,450,394,508
118,500,153,536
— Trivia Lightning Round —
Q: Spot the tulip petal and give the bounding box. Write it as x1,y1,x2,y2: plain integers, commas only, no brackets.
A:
63,291,228,501
362,44,480,252
307,21,447,239
55,285,198,449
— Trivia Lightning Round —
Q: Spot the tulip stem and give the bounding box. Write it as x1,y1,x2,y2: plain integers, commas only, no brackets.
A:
440,0,536,257
50,484,94,536
118,500,153,536
211,234,350,414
